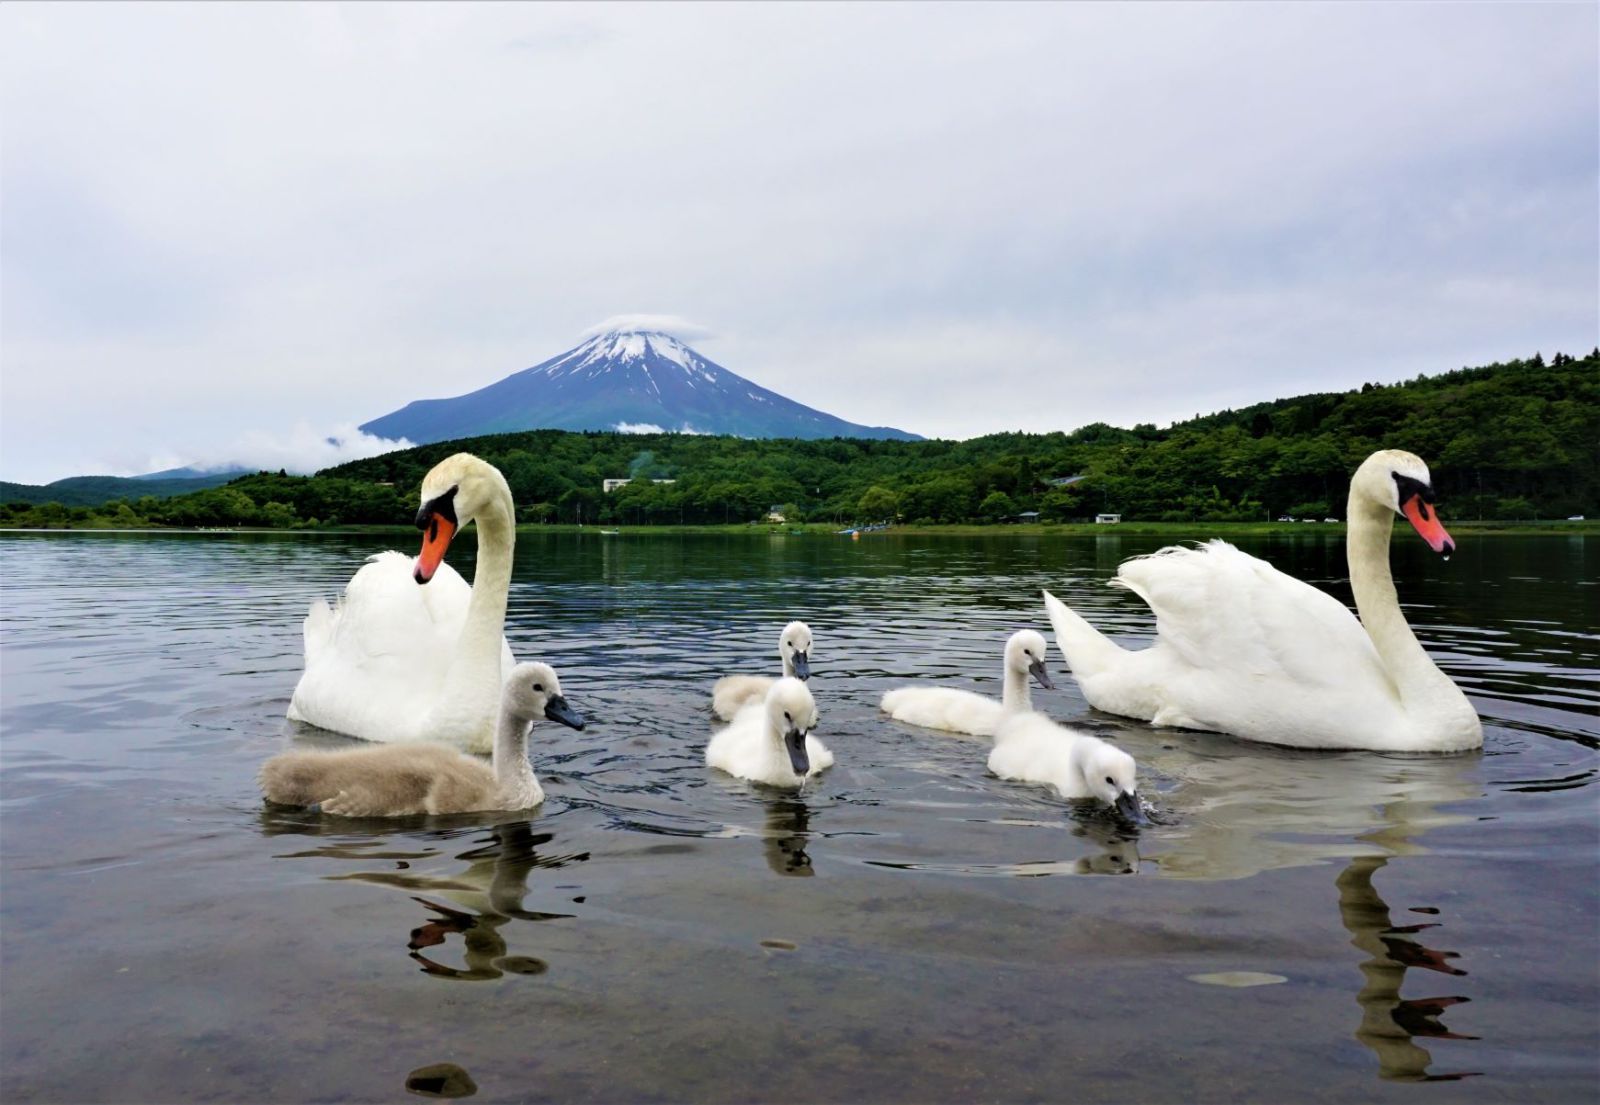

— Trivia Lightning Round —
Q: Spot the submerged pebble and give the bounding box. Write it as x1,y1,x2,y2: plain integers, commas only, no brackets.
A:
495,956,549,975
405,1063,477,1098
1187,971,1288,988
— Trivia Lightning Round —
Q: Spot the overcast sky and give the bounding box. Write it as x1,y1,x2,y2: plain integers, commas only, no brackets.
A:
2,2,1595,484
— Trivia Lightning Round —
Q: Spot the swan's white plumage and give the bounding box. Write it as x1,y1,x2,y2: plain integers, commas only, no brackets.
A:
1113,542,1388,691
289,553,515,743
706,678,833,788
880,629,1051,738
988,711,1140,808
880,686,1006,737
712,621,813,721
712,675,777,722
286,454,517,752
1044,450,1481,751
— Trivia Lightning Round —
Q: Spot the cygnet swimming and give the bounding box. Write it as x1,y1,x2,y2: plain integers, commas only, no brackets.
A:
259,662,584,816
706,676,833,788
880,629,1054,738
989,710,1143,820
712,620,813,721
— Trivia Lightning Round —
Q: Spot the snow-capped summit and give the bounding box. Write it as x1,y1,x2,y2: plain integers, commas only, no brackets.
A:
359,321,921,445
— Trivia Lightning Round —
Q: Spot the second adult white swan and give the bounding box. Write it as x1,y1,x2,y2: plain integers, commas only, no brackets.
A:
1043,450,1481,752
286,453,517,752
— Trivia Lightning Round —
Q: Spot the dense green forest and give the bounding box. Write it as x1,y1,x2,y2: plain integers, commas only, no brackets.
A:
4,350,1595,529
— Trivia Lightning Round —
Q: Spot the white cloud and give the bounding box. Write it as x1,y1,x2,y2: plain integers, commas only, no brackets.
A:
96,423,413,480
581,316,716,342
612,422,714,436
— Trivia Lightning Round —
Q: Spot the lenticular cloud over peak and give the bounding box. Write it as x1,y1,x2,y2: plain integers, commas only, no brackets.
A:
578,315,717,342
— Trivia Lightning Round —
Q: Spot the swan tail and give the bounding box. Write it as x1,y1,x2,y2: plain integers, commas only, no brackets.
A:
302,598,335,666
1042,588,1125,679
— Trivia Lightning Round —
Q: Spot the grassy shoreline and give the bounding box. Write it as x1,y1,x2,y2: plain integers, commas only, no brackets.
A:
2,519,1593,537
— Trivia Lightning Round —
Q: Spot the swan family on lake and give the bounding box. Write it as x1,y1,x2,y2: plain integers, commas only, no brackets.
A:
265,448,1481,820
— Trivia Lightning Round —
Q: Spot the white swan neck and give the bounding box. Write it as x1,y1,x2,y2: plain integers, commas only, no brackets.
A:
1346,493,1458,713
437,490,515,715
1001,656,1032,714
492,711,539,806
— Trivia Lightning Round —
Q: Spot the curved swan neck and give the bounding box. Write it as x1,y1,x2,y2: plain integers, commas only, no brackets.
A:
1346,493,1455,710
1001,657,1032,714
437,489,515,714
492,711,539,805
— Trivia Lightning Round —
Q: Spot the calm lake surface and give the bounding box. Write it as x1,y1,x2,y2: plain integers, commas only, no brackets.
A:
1,529,1595,1103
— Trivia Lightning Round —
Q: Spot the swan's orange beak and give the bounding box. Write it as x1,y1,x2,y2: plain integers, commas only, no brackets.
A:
415,515,457,584
1402,495,1455,557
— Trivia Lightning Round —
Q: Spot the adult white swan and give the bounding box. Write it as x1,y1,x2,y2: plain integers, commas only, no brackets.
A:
286,453,516,752
1043,450,1482,752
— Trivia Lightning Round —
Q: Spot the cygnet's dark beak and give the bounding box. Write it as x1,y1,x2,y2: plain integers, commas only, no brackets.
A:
1028,657,1054,690
543,695,586,731
791,651,811,681
1113,790,1146,824
784,727,811,777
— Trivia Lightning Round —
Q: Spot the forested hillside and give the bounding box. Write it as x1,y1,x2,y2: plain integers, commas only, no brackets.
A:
5,351,1594,529
0,472,238,507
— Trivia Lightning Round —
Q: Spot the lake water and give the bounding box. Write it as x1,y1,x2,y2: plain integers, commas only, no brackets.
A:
1,529,1595,1103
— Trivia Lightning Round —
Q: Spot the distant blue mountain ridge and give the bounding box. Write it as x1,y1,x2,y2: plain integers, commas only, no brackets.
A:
359,326,921,444
0,471,244,507
135,465,252,481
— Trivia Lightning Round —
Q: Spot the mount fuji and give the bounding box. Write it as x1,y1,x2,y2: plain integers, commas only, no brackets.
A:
359,321,920,444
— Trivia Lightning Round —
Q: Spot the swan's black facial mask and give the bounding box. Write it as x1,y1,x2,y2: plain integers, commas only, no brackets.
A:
1392,473,1454,556
791,650,811,681
414,487,460,584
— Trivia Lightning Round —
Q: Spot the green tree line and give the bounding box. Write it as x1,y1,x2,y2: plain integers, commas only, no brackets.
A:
4,350,1595,530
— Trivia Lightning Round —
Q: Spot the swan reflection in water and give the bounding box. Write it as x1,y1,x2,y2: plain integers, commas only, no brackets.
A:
760,796,814,877
261,812,585,981
1127,730,1483,1081
1338,852,1479,1081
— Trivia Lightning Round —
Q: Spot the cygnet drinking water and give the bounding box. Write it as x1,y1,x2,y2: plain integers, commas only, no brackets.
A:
989,711,1143,820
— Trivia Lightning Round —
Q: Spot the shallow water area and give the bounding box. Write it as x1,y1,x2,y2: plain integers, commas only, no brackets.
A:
2,529,1596,1102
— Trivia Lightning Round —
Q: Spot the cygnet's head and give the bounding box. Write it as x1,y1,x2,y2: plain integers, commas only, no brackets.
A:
414,453,514,584
502,662,586,731
779,621,813,681
1350,449,1454,556
1081,739,1142,822
765,677,820,777
1005,629,1054,690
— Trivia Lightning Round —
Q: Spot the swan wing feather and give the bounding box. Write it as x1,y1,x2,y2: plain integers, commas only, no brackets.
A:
1114,540,1390,692
289,552,478,738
